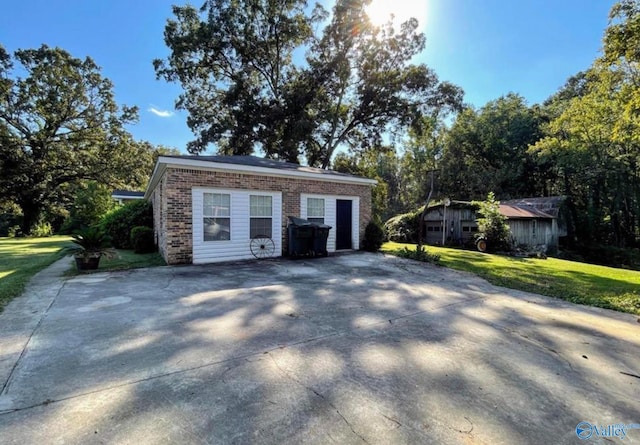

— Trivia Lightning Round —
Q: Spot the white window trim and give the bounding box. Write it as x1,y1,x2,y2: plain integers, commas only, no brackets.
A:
202,192,232,242
192,188,282,264
301,194,360,251
249,194,274,238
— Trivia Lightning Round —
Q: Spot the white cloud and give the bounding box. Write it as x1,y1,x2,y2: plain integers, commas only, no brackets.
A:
148,106,174,118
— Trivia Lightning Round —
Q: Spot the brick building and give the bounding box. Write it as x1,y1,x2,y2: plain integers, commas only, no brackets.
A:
144,156,376,265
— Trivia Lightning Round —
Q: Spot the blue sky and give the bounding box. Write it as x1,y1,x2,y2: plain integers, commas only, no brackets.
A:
0,0,615,152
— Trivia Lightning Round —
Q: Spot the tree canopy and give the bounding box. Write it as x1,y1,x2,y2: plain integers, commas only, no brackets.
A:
363,0,640,251
0,45,152,233
529,0,640,246
154,0,462,166
439,93,544,200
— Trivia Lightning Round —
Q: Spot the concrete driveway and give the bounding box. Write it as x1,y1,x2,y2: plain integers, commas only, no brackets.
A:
0,253,639,444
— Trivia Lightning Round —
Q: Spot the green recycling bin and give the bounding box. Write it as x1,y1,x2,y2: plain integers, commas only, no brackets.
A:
312,223,331,257
288,217,314,256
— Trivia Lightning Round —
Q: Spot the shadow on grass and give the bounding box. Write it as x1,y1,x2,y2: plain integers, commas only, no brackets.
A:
382,243,640,316
66,250,166,276
0,237,73,310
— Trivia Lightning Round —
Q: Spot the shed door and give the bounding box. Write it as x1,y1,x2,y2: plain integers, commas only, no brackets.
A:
336,199,353,250
425,222,442,245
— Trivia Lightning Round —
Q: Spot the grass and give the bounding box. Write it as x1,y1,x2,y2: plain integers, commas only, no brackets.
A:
0,236,165,310
69,249,166,274
0,236,73,311
382,241,640,316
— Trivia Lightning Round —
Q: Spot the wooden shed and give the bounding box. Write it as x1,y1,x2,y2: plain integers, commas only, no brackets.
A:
423,201,479,246
422,197,568,252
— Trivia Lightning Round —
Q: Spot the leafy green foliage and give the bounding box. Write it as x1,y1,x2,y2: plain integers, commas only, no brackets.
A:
439,94,544,200
333,148,399,221
527,1,640,248
473,192,512,252
155,0,462,166
71,226,112,253
362,221,386,252
61,181,116,234
560,244,640,271
100,201,152,249
130,226,156,254
0,44,153,234
383,207,424,243
388,244,440,264
0,202,22,237
29,221,53,238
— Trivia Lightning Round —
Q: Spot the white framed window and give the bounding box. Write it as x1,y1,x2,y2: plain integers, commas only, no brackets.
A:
307,198,325,224
203,193,231,241
250,195,273,238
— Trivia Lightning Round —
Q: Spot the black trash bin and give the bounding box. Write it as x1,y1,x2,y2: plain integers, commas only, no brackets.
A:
312,223,332,257
288,216,314,257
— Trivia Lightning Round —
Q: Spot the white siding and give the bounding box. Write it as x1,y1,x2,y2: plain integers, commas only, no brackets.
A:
301,194,360,252
192,188,282,264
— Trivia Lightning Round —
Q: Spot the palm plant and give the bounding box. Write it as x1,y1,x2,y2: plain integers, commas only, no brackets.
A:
71,227,114,270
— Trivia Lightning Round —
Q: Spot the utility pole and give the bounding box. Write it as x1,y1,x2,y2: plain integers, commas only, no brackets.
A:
418,170,437,250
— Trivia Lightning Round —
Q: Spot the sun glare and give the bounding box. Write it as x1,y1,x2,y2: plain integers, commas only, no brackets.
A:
365,0,428,29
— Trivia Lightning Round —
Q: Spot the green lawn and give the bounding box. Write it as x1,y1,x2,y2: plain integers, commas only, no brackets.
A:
91,249,166,272
0,236,73,311
0,237,166,310
382,242,640,315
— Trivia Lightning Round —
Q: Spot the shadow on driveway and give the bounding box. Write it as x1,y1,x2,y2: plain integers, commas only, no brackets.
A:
0,252,638,444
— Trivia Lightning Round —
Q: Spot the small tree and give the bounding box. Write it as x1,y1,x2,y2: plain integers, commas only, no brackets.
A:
61,181,116,233
474,192,511,252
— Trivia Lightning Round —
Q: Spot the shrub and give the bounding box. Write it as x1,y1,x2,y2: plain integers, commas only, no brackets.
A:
29,220,53,237
100,200,152,249
384,206,424,243
473,192,512,252
0,203,23,237
130,226,156,254
61,181,115,234
362,221,386,252
7,225,22,238
392,245,440,264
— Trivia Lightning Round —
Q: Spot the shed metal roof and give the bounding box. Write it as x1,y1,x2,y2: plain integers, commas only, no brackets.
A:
498,204,554,219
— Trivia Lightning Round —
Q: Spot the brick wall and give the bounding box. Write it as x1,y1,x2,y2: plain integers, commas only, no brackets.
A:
151,167,372,264
151,174,168,261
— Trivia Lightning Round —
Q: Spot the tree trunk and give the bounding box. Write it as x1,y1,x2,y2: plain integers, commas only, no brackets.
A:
418,171,435,249
17,200,42,236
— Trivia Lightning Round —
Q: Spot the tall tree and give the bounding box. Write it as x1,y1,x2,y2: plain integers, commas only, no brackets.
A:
439,93,544,200
154,0,316,160
399,115,448,209
530,0,640,246
155,0,462,166
302,2,462,167
0,45,144,233
333,147,400,222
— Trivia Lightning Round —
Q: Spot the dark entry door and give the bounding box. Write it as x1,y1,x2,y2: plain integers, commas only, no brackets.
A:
336,199,353,250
